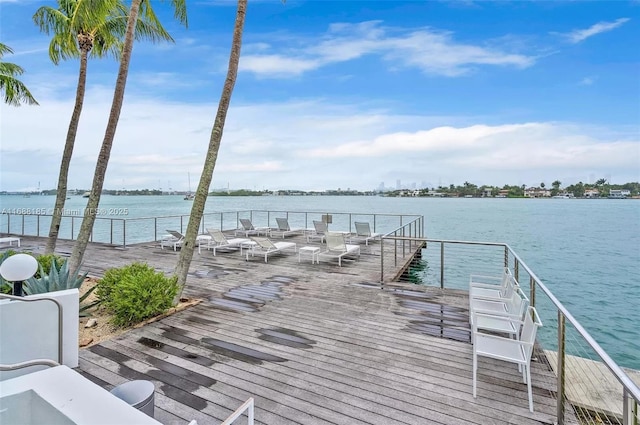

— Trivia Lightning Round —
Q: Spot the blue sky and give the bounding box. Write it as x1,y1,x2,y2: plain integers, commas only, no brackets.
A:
1,0,638,192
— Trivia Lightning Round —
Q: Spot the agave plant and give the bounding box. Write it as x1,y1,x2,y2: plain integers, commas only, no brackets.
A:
24,257,87,294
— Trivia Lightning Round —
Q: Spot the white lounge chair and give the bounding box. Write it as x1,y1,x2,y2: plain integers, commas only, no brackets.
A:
473,306,543,412
246,237,296,262
319,232,360,266
201,229,250,255
235,218,270,237
350,222,382,245
270,217,304,239
161,230,184,251
306,220,327,243
470,286,529,326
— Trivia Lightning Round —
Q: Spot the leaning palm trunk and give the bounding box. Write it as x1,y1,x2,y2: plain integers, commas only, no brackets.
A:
174,0,247,300
67,0,142,273
46,47,90,254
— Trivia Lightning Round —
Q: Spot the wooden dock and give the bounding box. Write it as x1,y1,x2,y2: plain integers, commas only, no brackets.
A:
12,234,571,425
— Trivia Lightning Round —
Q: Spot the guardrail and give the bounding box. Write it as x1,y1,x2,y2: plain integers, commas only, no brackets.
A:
381,236,640,425
1,210,421,248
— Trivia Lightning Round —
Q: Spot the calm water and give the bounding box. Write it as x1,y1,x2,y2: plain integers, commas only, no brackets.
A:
1,194,639,369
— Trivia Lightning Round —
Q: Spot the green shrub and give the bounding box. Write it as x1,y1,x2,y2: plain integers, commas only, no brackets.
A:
98,263,178,328
34,253,65,278
96,262,151,303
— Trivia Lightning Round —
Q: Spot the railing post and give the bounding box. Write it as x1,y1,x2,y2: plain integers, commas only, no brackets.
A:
402,225,406,257
21,214,25,235
394,231,398,267
529,276,536,308
504,246,509,267
557,311,566,425
110,219,113,244
380,237,384,286
154,218,157,242
221,213,224,231
514,259,519,282
71,217,74,240
37,215,40,236
7,214,10,233
180,216,183,233
623,388,630,425
122,219,126,248
440,241,444,289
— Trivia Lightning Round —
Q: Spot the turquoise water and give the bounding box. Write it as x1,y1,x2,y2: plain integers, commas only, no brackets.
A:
1,194,639,369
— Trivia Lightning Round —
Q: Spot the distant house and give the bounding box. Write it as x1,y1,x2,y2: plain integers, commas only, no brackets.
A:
497,189,510,198
482,188,493,197
524,187,551,198
609,189,631,199
584,189,600,198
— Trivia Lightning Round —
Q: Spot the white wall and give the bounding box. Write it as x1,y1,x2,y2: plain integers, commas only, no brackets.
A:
0,289,79,380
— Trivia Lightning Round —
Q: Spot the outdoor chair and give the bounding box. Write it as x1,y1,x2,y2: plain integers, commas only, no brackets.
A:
319,232,360,266
200,228,250,255
470,287,529,338
307,220,328,243
473,306,543,412
235,218,270,237
469,267,516,300
161,230,184,251
350,221,382,245
270,217,304,239
247,237,296,262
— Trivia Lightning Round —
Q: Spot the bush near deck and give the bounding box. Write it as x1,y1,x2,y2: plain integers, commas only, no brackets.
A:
97,262,178,327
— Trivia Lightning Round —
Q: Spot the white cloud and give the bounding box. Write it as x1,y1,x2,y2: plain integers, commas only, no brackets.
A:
560,18,630,44
579,76,596,86
240,21,535,78
1,91,638,192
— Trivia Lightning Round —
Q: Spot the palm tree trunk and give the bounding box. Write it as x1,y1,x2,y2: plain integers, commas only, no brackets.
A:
174,0,247,300
46,48,89,254
68,0,141,272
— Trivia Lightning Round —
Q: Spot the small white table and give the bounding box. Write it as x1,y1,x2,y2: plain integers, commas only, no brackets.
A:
298,246,320,264
0,237,20,248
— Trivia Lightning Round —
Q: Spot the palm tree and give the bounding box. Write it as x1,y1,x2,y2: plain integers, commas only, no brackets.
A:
67,0,187,273
0,43,38,106
35,0,174,254
174,0,247,298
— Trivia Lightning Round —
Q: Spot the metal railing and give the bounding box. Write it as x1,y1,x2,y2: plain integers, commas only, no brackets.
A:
1,210,421,248
220,397,255,425
381,236,640,425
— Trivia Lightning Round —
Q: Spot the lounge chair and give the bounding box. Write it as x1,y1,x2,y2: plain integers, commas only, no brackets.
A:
270,217,304,239
161,230,184,251
246,237,296,262
200,228,250,255
306,220,327,243
319,232,360,266
350,222,382,245
235,218,270,237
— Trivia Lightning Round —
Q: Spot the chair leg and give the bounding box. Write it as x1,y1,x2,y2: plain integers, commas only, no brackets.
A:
472,351,477,398
526,365,533,412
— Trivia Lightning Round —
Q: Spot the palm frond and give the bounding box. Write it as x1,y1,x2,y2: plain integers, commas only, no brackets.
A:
0,74,39,106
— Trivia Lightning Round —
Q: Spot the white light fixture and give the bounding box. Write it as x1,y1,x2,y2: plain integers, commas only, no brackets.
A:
0,254,38,296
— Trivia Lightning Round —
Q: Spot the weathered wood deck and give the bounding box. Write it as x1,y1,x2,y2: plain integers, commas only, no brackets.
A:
14,234,570,425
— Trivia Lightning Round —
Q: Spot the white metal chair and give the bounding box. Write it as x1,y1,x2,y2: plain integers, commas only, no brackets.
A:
473,306,543,412
247,237,296,262
350,222,382,245
469,267,515,300
270,217,304,239
306,220,327,243
319,232,360,266
470,285,529,324
235,219,270,237
161,230,184,251
201,229,250,255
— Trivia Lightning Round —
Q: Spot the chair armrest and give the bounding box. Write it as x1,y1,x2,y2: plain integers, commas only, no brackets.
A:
472,311,524,326
474,332,534,347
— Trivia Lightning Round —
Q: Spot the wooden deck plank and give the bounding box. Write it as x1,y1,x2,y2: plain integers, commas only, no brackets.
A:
9,235,570,425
